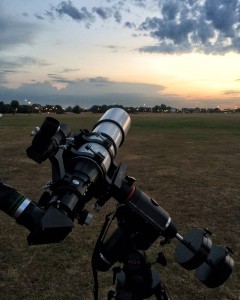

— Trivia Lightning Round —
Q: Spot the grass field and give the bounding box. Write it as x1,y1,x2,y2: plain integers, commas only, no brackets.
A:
0,112,239,300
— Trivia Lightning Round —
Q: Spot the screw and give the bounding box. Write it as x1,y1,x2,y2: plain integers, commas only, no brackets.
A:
72,179,80,185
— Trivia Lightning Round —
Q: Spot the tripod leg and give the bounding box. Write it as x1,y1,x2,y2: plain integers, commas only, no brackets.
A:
153,281,172,300
107,290,116,300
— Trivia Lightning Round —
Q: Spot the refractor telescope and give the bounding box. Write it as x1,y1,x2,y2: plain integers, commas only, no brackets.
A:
0,108,234,291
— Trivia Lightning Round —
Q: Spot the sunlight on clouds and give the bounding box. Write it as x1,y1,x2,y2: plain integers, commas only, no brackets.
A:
134,52,240,99
1,0,240,108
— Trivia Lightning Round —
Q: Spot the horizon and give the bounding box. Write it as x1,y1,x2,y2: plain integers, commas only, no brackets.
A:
0,99,236,112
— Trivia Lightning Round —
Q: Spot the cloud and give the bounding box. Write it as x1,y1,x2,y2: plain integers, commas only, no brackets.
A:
38,0,240,55
87,77,113,85
34,13,45,20
43,1,123,26
56,2,94,22
0,77,166,107
132,0,147,8
92,7,112,20
1,77,239,109
138,0,240,54
103,45,124,52
60,68,80,73
222,90,240,96
0,14,41,51
0,56,50,85
48,74,76,84
43,1,95,27
124,21,136,29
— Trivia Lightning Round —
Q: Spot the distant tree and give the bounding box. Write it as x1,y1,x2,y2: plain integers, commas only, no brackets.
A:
72,105,81,114
10,100,19,115
101,105,108,113
0,101,6,113
18,105,30,114
166,106,172,112
43,104,55,113
32,103,42,114
54,105,64,114
159,104,167,112
125,106,136,113
65,106,73,113
90,105,100,113
152,105,160,112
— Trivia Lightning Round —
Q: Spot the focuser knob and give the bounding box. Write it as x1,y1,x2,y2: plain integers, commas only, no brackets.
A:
125,176,136,186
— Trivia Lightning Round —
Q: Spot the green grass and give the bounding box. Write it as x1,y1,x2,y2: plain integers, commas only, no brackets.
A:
0,112,239,300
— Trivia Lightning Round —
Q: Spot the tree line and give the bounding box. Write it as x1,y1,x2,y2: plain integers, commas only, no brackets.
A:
0,101,173,114
0,100,238,114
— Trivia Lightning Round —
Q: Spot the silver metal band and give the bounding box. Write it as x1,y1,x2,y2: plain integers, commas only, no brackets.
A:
164,216,171,230
13,198,31,219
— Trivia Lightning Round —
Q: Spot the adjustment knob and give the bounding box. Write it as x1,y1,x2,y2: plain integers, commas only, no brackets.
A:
125,176,136,186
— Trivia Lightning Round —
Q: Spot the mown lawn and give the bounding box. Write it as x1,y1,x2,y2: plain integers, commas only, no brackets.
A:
0,112,239,300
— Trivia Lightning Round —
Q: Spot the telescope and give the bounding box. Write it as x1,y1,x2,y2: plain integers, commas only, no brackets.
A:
0,108,234,298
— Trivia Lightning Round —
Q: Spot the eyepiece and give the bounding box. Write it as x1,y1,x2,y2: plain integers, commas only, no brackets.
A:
0,182,45,231
40,117,60,138
0,182,31,219
26,117,68,163
0,182,74,244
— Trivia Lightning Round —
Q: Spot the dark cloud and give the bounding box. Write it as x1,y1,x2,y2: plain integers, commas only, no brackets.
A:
0,70,18,85
91,5,122,23
60,68,80,73
55,2,94,22
0,78,166,107
0,14,40,51
0,77,239,109
92,7,112,20
42,1,123,26
124,21,136,29
0,56,49,70
114,10,122,23
222,90,240,95
18,56,49,66
0,56,49,84
87,77,113,85
38,0,240,55
44,1,94,27
48,74,75,84
138,0,240,54
34,13,45,20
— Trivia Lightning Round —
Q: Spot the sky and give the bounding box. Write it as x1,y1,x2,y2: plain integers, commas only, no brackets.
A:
1,0,240,109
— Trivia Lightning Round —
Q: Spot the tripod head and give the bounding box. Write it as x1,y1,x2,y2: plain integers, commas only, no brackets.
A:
0,108,234,292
